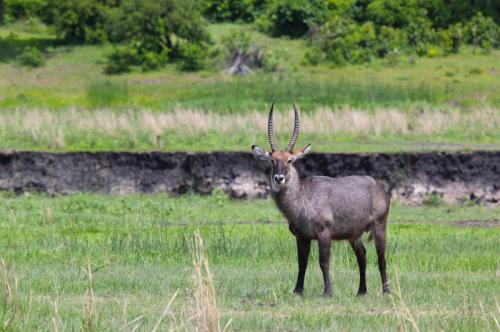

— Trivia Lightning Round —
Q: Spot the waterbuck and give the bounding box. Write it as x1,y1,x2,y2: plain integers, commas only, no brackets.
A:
252,100,391,296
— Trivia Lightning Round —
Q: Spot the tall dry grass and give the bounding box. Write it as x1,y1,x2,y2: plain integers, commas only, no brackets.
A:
1,257,22,330
190,229,226,332
0,106,498,149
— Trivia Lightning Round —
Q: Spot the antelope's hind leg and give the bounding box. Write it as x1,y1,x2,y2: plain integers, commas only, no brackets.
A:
294,237,311,295
350,238,367,295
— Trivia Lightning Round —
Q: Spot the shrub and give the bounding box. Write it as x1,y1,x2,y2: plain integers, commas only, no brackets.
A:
178,42,207,71
375,26,407,57
50,0,113,44
405,14,436,55
260,0,328,38
366,0,420,28
203,0,261,22
16,46,45,67
309,17,377,65
422,193,444,207
5,0,49,21
464,12,499,51
303,47,324,65
104,46,138,74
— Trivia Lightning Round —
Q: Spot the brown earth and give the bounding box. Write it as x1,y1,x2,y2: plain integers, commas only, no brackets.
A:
0,151,498,205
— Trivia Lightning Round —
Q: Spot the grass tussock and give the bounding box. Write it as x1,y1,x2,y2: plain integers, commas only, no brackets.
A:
191,229,228,332
0,106,498,152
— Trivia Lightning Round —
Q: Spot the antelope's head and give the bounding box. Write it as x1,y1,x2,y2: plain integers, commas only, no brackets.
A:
252,100,311,189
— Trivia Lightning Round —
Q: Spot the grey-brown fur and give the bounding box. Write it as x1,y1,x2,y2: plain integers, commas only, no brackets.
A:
252,101,390,296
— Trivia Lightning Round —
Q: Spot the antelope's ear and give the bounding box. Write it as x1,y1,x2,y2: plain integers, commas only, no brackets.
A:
291,144,311,161
252,145,271,161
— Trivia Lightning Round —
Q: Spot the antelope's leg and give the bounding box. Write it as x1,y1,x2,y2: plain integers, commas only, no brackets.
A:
294,237,311,295
373,224,390,294
318,235,332,296
350,238,367,295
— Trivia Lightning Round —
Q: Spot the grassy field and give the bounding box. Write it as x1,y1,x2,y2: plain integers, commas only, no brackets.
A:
0,193,499,330
0,22,499,153
0,22,499,112
0,106,498,152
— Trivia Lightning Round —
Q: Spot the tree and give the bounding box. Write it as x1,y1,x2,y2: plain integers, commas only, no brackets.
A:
0,0,5,25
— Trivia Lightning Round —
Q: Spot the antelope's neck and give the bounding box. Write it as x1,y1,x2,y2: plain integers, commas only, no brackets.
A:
271,166,302,213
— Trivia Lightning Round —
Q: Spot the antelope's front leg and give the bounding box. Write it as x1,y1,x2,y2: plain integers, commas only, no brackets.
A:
318,234,332,296
294,237,311,295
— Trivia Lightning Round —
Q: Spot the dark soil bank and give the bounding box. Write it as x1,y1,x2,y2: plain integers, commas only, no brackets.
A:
0,151,498,204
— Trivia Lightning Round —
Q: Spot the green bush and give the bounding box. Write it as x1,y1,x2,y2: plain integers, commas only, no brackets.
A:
104,46,138,74
203,0,263,22
375,26,407,57
178,42,206,71
15,46,45,67
260,0,328,38
366,0,420,28
422,193,444,207
405,14,436,55
464,12,499,51
308,17,378,65
5,0,48,20
50,0,113,44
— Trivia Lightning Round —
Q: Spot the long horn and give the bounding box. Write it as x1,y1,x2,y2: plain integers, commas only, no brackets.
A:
286,99,300,152
267,99,278,151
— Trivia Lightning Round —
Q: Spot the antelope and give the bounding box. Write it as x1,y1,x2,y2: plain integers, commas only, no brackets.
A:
252,100,391,296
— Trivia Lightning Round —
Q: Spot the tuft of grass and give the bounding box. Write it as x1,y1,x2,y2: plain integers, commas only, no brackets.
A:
422,193,445,207
191,230,224,332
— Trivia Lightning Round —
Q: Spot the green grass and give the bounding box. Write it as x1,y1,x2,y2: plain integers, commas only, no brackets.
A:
1,193,499,330
0,22,499,153
0,22,499,111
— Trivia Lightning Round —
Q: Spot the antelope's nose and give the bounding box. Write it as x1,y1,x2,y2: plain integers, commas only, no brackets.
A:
274,174,285,184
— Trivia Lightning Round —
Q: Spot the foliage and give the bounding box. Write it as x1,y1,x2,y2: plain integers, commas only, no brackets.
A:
308,16,379,65
49,0,114,44
103,46,138,74
4,0,48,21
422,193,445,207
102,0,209,73
404,14,436,56
375,25,406,57
464,12,499,51
178,42,207,71
15,46,45,67
203,0,261,22
366,0,420,28
259,0,328,38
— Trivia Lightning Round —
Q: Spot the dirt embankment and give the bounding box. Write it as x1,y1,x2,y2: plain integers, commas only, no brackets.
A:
0,151,498,204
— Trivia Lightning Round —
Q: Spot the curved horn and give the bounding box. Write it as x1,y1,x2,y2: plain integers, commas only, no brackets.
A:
286,99,300,152
267,99,278,151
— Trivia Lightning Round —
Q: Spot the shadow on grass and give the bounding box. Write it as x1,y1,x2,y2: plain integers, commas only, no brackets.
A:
0,35,65,62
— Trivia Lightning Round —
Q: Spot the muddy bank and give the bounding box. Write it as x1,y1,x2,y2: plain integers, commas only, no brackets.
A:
0,151,498,205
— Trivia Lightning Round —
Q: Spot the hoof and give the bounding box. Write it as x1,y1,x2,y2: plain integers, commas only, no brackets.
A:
323,290,332,297
382,288,390,295
357,290,367,296
293,288,304,296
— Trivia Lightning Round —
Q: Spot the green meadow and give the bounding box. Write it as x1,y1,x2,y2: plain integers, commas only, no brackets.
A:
0,193,499,331
0,22,499,153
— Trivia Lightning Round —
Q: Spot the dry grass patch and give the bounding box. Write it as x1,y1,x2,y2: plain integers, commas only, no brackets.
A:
0,106,498,151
